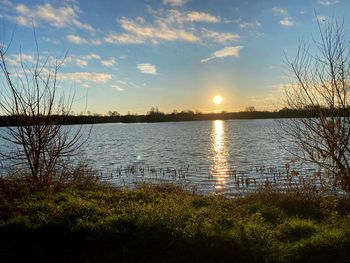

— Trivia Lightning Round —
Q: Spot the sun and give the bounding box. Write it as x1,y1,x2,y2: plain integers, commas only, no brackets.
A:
213,95,223,105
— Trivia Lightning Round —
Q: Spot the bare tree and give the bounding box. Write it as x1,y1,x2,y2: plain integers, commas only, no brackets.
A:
283,17,350,192
245,106,256,112
0,29,88,185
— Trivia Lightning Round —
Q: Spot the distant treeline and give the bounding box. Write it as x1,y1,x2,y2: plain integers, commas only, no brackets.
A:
0,106,344,126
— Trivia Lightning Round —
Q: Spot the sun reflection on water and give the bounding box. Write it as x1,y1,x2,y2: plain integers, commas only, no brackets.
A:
211,120,228,191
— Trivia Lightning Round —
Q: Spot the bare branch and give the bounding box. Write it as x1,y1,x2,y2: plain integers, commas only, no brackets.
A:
281,17,350,192
0,26,89,186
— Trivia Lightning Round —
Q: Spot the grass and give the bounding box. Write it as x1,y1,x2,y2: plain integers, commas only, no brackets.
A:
1,176,350,263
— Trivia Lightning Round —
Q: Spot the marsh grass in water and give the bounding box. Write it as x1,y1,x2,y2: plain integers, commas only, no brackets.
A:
1,171,350,263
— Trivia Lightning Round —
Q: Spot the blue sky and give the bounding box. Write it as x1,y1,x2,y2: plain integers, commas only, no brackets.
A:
0,0,349,115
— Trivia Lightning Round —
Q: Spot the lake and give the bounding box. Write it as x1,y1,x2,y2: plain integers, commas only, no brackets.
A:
78,119,315,195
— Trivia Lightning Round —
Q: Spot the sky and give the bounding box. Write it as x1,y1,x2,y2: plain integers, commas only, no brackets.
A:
0,0,349,115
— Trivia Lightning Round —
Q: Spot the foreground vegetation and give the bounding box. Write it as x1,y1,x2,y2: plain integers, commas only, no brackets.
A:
1,175,350,263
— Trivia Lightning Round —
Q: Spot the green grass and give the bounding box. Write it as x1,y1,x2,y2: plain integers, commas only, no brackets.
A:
1,178,350,262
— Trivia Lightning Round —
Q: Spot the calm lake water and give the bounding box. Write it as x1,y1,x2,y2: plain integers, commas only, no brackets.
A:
79,119,314,195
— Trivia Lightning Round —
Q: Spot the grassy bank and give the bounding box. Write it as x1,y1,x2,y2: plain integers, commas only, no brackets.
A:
1,177,350,263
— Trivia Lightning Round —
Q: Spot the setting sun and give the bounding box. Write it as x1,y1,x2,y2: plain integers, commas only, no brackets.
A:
213,95,223,105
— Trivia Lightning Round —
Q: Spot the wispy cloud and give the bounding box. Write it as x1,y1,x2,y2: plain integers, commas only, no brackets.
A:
59,72,113,83
316,15,327,22
42,37,60,44
6,57,20,66
12,3,93,31
6,53,71,70
319,0,339,5
112,85,124,91
116,80,141,89
271,7,294,26
159,9,220,24
272,7,288,16
201,46,243,63
112,80,141,90
239,20,261,28
62,53,119,70
90,39,102,45
105,33,145,44
101,57,117,67
8,54,36,66
280,17,294,26
201,28,240,44
105,9,223,45
1,0,12,7
186,11,220,23
75,58,88,67
163,0,189,7
137,63,157,75
106,16,199,44
117,80,127,85
82,54,101,60
67,35,87,44
67,35,101,45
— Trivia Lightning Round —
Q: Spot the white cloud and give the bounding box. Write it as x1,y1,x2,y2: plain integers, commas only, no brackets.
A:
163,0,189,6
224,18,242,24
316,15,327,22
90,39,102,45
101,57,117,67
6,53,75,70
1,0,12,7
7,58,20,66
105,33,145,44
75,58,88,67
117,80,127,85
137,63,157,75
115,80,141,89
106,17,199,44
272,7,294,26
12,3,93,31
201,28,240,44
42,37,60,44
82,53,101,60
162,10,220,24
106,9,221,45
67,34,87,44
61,53,118,69
8,54,36,65
19,54,36,63
280,17,294,26
201,46,243,63
272,7,288,16
319,0,339,5
186,11,220,23
59,72,113,83
67,34,101,45
239,21,261,28
112,85,124,91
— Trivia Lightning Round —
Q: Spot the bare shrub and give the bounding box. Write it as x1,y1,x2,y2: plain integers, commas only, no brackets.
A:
283,18,350,192
0,29,89,185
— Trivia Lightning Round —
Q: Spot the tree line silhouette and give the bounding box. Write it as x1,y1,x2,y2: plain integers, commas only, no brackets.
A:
0,106,344,126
